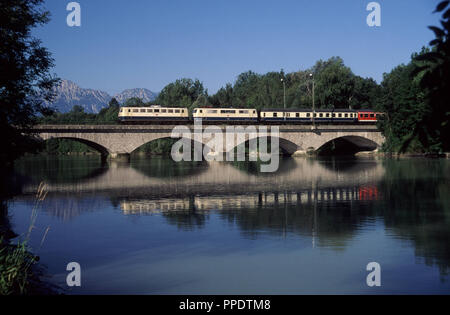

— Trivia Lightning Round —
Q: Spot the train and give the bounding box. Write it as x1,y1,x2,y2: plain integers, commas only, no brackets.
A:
118,105,381,124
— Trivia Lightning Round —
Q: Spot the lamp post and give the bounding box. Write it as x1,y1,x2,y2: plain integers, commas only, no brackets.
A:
309,73,315,129
281,78,286,120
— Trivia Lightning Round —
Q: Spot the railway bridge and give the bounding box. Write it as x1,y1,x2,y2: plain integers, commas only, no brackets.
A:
31,124,384,159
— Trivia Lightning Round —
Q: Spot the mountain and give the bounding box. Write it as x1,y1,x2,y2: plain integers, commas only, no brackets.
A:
113,88,158,104
45,80,112,113
44,80,159,113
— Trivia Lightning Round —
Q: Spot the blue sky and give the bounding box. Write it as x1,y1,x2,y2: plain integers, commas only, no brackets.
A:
35,0,442,95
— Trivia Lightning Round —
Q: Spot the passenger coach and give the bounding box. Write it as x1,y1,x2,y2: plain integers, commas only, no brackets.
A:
260,108,358,123
357,110,382,123
193,107,258,123
118,105,189,123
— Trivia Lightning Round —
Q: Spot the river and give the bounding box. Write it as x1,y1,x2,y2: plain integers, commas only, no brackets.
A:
3,155,450,294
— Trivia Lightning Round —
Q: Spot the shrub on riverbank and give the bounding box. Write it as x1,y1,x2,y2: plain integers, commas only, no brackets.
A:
0,239,40,295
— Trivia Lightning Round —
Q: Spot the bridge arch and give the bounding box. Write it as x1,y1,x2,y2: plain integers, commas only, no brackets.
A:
316,135,380,155
40,136,110,156
227,135,299,156
130,135,213,158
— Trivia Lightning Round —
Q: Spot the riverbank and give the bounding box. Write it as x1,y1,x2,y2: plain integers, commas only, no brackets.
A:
355,151,450,158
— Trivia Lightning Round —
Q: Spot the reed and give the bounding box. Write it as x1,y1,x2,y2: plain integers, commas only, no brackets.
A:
0,182,49,295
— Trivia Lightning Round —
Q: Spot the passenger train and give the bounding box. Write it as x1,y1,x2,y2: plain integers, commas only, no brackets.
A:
118,105,381,124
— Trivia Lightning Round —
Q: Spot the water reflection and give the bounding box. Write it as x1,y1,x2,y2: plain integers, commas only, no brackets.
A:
17,156,384,198
8,156,450,287
119,186,380,247
14,155,108,184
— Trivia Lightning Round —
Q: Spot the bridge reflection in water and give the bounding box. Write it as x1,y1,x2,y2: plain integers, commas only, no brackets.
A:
20,156,384,197
120,185,380,216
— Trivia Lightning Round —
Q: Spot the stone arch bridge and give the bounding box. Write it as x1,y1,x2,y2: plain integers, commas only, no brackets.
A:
32,124,384,159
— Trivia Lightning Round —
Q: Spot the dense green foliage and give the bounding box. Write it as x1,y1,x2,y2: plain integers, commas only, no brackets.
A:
154,57,381,111
376,49,431,152
0,0,59,165
411,1,450,152
376,1,450,153
155,78,209,112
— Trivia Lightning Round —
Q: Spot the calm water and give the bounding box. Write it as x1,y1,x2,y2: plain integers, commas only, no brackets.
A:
3,155,450,294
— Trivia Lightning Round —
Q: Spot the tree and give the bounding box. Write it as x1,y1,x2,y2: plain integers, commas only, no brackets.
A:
350,76,381,109
0,0,59,164
209,83,233,107
313,57,355,108
231,71,261,108
108,97,120,108
412,1,450,152
192,95,210,108
156,78,207,112
97,98,120,124
123,97,145,107
376,57,429,153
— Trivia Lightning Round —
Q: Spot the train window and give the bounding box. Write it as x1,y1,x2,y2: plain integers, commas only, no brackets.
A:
147,109,153,113
161,109,167,113
273,113,277,117
263,113,266,117
338,113,342,117
332,113,335,117
319,113,323,117
140,109,146,113
200,110,203,113
364,114,369,118
175,109,180,113
168,109,173,113
296,113,300,118
253,110,256,114
154,109,159,113
307,113,310,117
313,113,316,117
326,113,330,117
120,109,123,112
239,110,248,114
344,113,348,117
133,109,138,113
193,109,197,113
207,110,217,114
128,109,131,113
370,114,374,118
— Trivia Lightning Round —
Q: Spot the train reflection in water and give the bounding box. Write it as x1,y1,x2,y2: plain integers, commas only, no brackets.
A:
120,185,380,215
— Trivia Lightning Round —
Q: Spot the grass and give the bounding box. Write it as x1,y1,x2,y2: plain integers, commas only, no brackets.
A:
0,238,39,295
0,182,52,295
